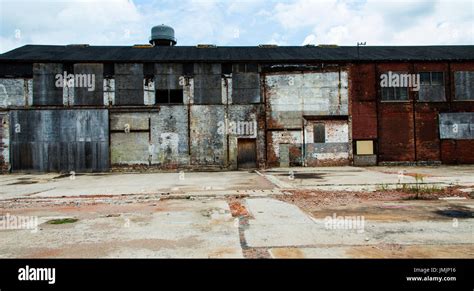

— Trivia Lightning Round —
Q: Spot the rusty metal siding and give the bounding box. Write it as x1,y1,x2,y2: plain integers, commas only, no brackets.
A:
73,63,104,105
193,64,222,104
114,63,144,105
33,63,63,105
10,109,108,172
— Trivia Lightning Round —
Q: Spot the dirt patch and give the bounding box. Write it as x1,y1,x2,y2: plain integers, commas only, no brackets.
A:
277,187,470,210
346,244,474,258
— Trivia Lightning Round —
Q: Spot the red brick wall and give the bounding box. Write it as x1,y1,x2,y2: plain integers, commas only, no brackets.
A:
350,61,474,164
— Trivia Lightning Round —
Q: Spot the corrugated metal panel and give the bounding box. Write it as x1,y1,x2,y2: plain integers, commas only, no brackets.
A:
10,109,109,172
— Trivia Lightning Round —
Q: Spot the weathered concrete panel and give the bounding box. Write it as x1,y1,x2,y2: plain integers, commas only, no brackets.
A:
267,130,303,167
111,132,149,165
114,63,144,105
73,63,104,105
104,78,115,105
0,79,29,107
110,112,149,131
33,63,63,105
303,120,350,166
190,105,226,166
0,112,9,172
227,104,265,169
155,63,182,90
151,106,189,167
353,155,377,166
144,78,155,105
265,70,348,129
10,109,109,172
439,112,474,139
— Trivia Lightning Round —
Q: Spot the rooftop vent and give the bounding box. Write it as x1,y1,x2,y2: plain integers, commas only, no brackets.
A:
133,44,153,48
66,44,90,48
149,24,177,46
196,44,217,48
258,44,278,48
318,44,338,48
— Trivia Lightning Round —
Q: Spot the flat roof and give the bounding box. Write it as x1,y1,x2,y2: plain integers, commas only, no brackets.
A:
0,45,473,63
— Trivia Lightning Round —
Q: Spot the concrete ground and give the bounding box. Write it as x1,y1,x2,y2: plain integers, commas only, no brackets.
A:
0,166,473,258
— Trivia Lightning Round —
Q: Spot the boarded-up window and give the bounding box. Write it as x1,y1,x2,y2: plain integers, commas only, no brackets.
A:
419,72,446,102
356,140,374,155
454,71,474,100
313,123,325,143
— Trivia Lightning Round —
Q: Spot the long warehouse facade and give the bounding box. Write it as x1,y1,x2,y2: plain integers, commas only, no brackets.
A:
0,29,473,173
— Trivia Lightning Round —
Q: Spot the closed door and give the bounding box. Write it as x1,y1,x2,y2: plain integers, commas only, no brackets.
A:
237,139,257,169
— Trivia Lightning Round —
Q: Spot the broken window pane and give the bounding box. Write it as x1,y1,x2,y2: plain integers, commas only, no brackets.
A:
431,72,444,85
156,89,169,104
420,72,431,85
454,71,474,100
418,72,446,102
169,89,183,103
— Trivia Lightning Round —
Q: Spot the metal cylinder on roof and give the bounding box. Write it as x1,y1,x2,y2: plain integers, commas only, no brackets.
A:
149,24,177,46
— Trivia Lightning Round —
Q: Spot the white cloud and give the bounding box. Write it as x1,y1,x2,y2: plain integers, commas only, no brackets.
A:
0,0,472,53
274,0,474,45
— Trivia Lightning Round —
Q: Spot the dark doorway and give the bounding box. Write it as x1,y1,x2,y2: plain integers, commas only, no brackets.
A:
237,139,257,169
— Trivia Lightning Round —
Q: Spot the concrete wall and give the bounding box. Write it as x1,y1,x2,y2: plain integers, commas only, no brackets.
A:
0,78,32,107
150,106,189,167
0,112,9,172
190,105,226,166
265,70,348,129
110,112,150,165
304,119,350,166
264,69,350,167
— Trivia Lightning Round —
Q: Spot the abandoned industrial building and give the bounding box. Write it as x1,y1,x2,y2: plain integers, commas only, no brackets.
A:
0,25,473,173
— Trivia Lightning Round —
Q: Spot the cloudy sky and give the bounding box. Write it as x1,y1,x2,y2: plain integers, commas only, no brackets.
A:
0,0,472,53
